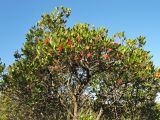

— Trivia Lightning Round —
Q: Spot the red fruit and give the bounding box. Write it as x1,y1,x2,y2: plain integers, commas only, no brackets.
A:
67,41,72,46
87,53,92,58
108,48,112,52
105,54,109,59
81,52,85,57
44,39,49,44
57,45,63,52
76,36,80,42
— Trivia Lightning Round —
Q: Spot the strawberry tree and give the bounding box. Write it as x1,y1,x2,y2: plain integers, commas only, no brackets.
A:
0,6,160,120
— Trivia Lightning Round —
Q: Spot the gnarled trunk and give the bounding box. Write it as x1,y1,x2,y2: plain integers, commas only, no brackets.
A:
73,102,78,120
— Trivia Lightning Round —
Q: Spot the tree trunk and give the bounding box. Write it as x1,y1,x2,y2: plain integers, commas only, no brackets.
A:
96,107,103,120
73,102,78,120
67,113,70,120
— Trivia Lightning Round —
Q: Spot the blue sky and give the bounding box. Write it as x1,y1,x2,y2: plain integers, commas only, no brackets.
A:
0,0,160,67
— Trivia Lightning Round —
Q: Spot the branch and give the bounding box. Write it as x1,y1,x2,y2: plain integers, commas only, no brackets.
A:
78,94,90,110
59,96,74,118
96,107,103,120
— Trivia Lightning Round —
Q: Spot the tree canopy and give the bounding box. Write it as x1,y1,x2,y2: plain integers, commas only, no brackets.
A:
0,6,160,120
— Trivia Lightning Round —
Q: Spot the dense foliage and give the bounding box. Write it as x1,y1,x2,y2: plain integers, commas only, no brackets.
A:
0,6,160,120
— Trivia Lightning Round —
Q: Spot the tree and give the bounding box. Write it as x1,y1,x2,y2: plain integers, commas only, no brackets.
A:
0,6,160,120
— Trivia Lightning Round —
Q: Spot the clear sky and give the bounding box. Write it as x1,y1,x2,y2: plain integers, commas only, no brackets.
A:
0,0,160,67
